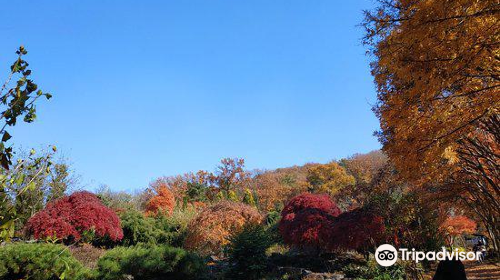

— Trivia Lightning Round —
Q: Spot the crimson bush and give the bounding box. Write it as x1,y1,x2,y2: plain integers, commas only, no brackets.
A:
26,191,123,242
279,193,341,250
329,208,385,251
281,193,341,218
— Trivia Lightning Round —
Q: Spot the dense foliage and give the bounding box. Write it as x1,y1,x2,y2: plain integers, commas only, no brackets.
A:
307,161,355,196
96,244,206,280
119,209,158,245
252,167,309,212
4,1,497,274
441,215,477,246
281,193,342,218
146,184,176,216
0,243,90,280
329,208,385,252
279,193,341,251
225,224,274,280
184,201,262,256
25,191,123,242
364,0,500,251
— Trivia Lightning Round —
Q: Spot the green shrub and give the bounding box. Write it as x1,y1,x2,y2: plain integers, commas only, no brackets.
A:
0,243,91,280
96,244,206,280
265,210,281,227
119,210,157,246
152,213,186,246
225,224,274,280
154,206,198,247
119,209,193,247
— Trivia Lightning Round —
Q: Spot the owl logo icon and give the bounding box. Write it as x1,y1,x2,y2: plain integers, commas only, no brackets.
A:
375,244,398,266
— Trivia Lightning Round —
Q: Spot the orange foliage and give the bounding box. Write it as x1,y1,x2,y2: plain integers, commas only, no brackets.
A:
211,158,250,193
339,151,388,208
252,167,309,212
145,184,176,216
364,0,499,185
441,216,477,246
340,151,387,186
184,201,262,256
149,170,212,202
364,0,499,249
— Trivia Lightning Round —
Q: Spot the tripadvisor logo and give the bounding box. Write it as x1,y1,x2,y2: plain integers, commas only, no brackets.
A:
375,244,398,267
375,244,481,267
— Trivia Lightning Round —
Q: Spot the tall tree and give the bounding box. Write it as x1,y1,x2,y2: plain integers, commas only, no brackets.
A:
364,0,499,250
211,158,250,193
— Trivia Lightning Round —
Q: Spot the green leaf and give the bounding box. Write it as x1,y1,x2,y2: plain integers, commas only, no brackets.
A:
0,219,15,242
15,173,26,185
27,181,36,191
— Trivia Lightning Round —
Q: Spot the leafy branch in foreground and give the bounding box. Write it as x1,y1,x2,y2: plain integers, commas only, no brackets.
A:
0,46,51,169
0,46,52,241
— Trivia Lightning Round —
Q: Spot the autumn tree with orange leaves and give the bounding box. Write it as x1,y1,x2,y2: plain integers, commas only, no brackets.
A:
211,158,250,194
364,0,500,251
145,184,176,216
252,166,309,212
339,151,388,208
441,216,477,248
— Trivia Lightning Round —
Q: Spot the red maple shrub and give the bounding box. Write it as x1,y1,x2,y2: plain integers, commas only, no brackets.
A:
329,208,385,251
26,191,123,242
281,193,342,218
279,193,341,251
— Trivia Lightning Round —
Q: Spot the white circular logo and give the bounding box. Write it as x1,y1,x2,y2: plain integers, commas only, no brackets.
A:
375,244,398,267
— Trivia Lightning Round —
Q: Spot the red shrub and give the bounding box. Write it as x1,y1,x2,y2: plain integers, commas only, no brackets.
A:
279,208,336,250
281,193,341,217
329,208,385,251
26,191,123,242
279,193,341,250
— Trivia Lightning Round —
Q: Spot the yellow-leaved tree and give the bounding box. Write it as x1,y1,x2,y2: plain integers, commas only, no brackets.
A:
363,0,499,251
306,162,355,196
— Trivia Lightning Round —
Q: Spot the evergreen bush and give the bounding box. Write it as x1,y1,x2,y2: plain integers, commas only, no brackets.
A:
0,243,91,280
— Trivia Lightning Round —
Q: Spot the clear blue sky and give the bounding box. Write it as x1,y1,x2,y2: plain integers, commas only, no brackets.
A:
0,0,380,192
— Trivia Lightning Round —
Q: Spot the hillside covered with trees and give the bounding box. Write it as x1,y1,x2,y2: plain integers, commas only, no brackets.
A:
0,0,498,279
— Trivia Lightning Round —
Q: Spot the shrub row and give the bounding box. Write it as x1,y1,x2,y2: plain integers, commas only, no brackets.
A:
0,243,205,280
97,244,206,280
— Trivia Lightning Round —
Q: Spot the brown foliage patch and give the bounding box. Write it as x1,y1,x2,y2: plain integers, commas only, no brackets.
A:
184,201,262,256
